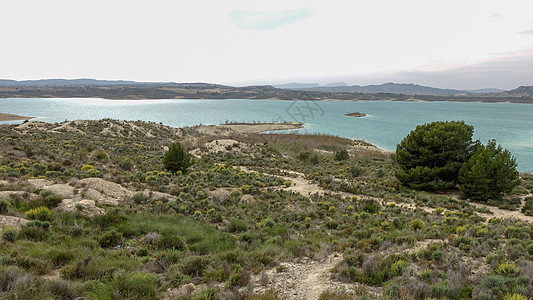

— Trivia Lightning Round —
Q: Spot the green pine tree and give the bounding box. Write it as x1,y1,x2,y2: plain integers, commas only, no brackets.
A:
162,142,193,174
459,140,520,201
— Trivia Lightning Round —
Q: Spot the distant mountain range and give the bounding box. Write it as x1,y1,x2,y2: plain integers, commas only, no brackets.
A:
274,82,505,96
500,86,533,97
0,78,531,102
0,79,168,86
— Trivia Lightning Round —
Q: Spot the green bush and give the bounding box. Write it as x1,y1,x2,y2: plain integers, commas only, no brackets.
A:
334,149,350,161
44,194,63,208
180,256,209,276
93,149,109,161
395,121,474,190
496,263,519,277
45,279,81,300
503,294,531,300
39,189,54,198
112,272,157,300
98,230,123,248
10,255,52,275
390,259,409,276
227,219,248,233
348,165,364,177
1,227,18,242
24,206,51,221
163,142,193,174
0,199,9,214
459,140,520,202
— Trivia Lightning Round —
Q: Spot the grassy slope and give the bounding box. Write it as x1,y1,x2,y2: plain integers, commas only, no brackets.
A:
0,119,532,299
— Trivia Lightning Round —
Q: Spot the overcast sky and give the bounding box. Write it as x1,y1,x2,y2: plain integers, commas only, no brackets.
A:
1,0,533,89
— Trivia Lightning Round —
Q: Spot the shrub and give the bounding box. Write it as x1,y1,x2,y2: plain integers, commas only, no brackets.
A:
318,289,358,300
227,219,248,233
98,230,123,248
225,269,250,288
44,194,63,208
503,294,531,300
158,234,185,251
11,255,52,275
391,259,409,276
180,256,209,276
112,272,157,300
132,192,147,204
93,149,109,161
45,279,80,300
395,121,474,190
1,227,18,242
459,140,520,202
0,199,10,214
0,266,36,292
297,151,311,162
39,189,54,198
496,263,519,277
348,165,364,177
163,142,193,174
24,206,51,221
309,154,320,165
334,149,350,161
409,219,423,231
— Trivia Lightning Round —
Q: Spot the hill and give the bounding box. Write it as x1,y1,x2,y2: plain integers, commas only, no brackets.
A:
0,78,157,86
0,79,532,103
500,85,533,97
283,82,469,96
0,119,533,298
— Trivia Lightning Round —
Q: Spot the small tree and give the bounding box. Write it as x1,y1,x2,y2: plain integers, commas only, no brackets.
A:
395,121,474,190
163,142,193,174
334,149,350,161
458,140,520,201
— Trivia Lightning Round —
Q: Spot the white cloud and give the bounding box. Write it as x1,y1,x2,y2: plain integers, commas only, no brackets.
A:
0,0,532,88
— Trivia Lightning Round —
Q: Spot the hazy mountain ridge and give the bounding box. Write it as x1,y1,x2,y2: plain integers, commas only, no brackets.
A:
501,86,533,97
277,82,471,96
0,79,531,102
0,78,169,86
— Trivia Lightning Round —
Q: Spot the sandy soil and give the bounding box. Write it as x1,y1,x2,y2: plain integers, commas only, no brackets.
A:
195,122,303,136
252,253,380,299
0,113,34,121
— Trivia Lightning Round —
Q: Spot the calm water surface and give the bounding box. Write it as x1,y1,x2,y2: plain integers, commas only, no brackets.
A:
1,98,532,172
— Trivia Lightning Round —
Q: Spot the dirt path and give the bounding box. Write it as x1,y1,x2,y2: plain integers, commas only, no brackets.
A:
236,166,533,223
235,166,433,213
470,201,533,223
252,254,380,299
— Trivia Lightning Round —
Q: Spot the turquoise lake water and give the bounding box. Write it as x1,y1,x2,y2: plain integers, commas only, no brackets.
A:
1,98,532,172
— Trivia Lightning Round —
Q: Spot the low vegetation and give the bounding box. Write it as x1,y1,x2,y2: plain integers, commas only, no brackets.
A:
0,119,531,299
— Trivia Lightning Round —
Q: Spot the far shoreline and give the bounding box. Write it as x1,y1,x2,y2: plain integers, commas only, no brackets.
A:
0,113,34,122
1,96,533,104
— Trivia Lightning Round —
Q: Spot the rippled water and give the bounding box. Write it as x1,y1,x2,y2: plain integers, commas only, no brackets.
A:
1,98,532,172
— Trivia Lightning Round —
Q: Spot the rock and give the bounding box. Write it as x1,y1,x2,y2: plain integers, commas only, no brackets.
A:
26,178,53,189
0,191,40,202
78,178,132,200
58,199,106,216
140,190,178,202
161,283,196,300
0,215,29,228
44,184,76,198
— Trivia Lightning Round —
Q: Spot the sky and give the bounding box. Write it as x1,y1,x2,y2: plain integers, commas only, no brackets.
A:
1,0,533,90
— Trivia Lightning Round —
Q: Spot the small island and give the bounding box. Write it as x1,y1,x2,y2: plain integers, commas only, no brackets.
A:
345,112,367,118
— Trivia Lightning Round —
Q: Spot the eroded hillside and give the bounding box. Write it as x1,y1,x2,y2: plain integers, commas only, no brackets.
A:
1,119,533,299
